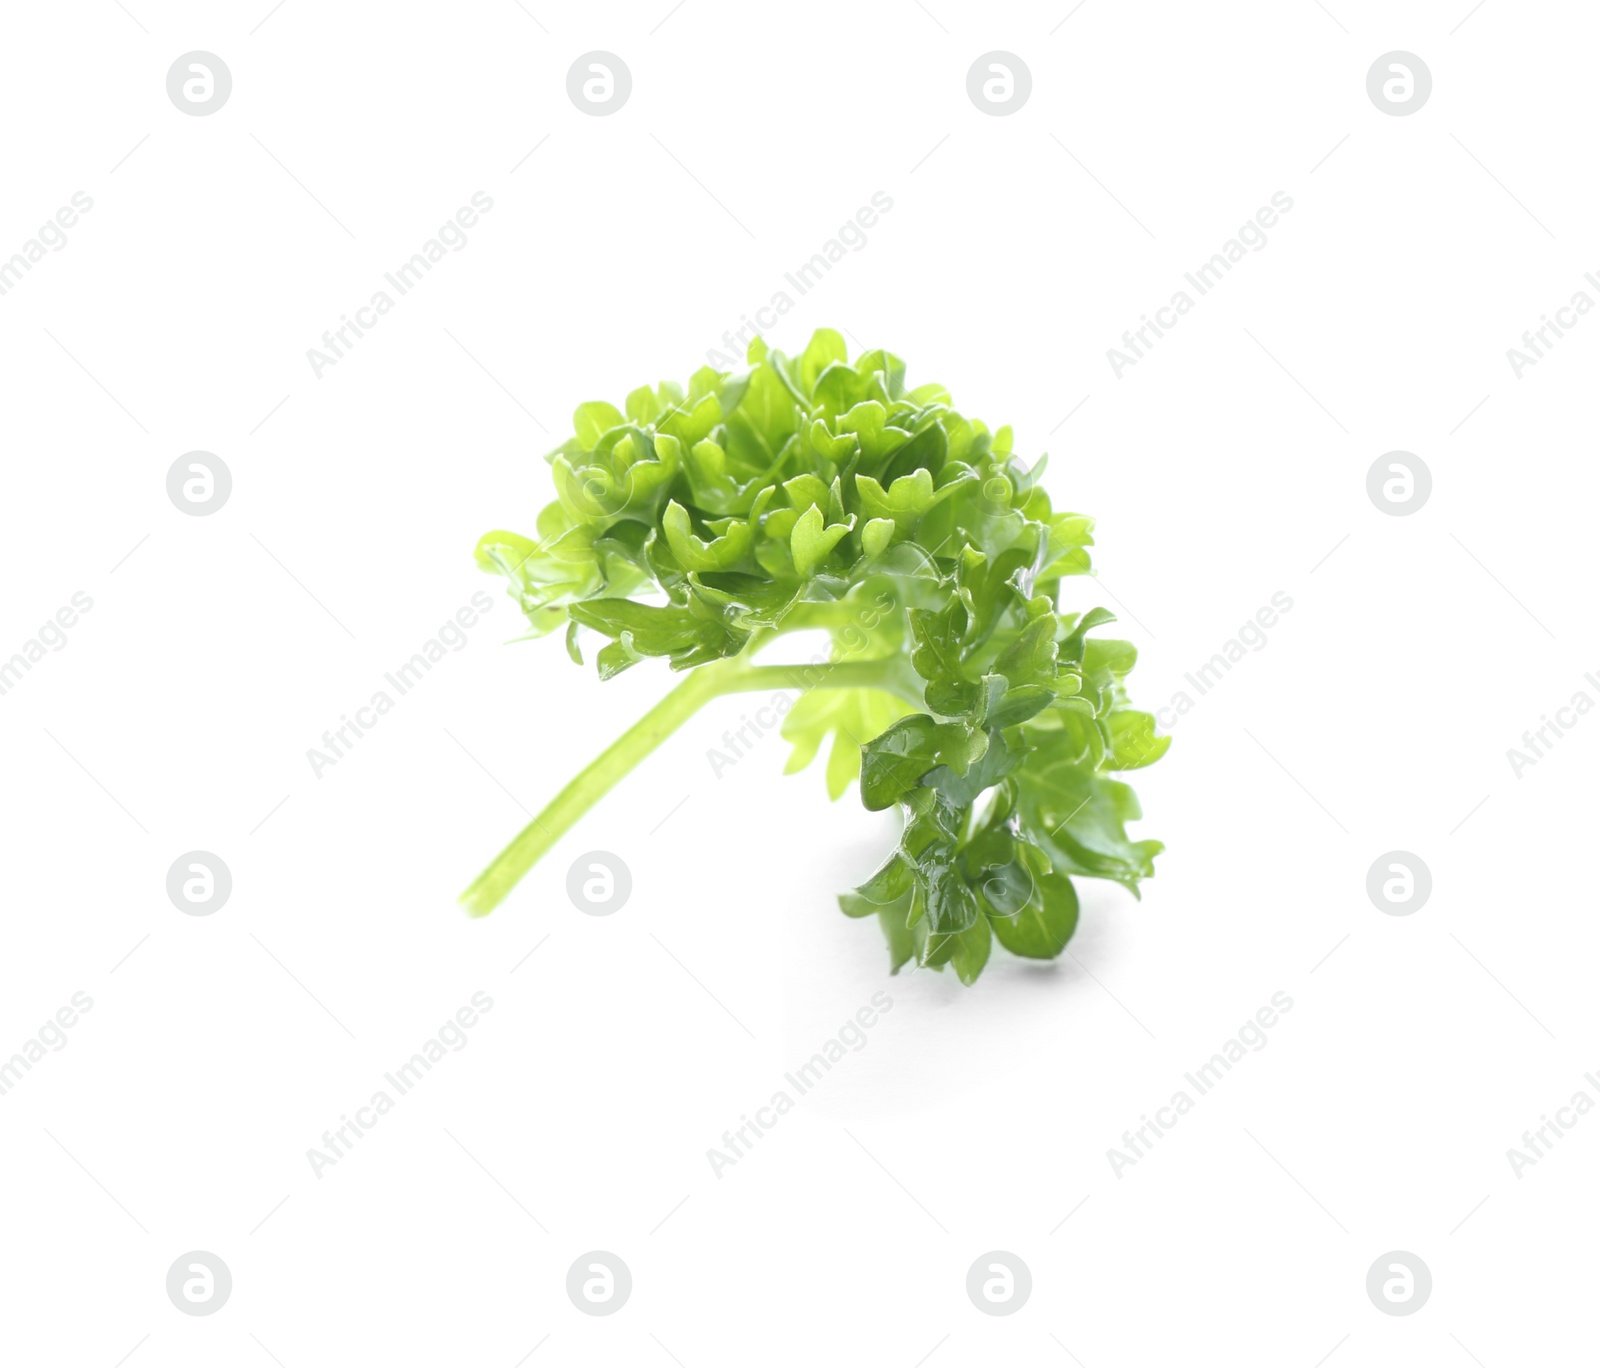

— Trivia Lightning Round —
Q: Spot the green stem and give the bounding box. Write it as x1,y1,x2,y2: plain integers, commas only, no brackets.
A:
458,654,916,917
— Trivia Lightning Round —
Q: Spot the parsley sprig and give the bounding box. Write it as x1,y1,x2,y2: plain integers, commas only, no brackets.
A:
462,330,1167,984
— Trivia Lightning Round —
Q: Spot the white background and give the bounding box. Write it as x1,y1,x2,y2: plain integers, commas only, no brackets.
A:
1,1,1596,1363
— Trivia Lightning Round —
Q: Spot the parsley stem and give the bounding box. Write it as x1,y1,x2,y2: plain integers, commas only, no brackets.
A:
457,655,913,916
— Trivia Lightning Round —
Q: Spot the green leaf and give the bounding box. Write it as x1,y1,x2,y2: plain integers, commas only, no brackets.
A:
1059,606,1117,666
922,722,1023,809
573,401,625,448
989,872,1079,959
876,421,949,486
956,543,1033,648
799,328,848,395
790,504,854,578
930,910,992,984
783,472,830,513
567,597,746,675
1106,710,1172,770
726,358,799,457
838,400,887,454
662,500,754,573
908,601,979,716
920,861,981,937
992,599,1061,690
1015,738,1163,892
853,347,906,397
878,903,917,973
1040,511,1095,580
841,850,912,912
979,676,1054,730
859,714,987,811
687,572,804,629
811,362,872,418
657,392,722,447
624,386,657,425
862,517,896,559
